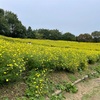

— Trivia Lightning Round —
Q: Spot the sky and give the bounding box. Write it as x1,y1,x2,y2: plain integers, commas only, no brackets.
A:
0,0,100,35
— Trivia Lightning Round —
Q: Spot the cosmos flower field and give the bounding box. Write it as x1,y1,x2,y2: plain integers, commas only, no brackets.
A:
0,35,100,84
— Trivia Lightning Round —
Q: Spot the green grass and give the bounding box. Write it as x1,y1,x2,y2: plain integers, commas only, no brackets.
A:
82,86,100,100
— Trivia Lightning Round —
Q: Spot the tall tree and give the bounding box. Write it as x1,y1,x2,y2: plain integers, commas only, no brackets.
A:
77,33,92,42
62,32,76,41
49,29,62,40
37,29,50,39
27,26,35,38
0,8,4,16
91,31,100,42
0,9,27,38
5,11,18,35
3,11,26,37
12,21,26,38
0,9,10,35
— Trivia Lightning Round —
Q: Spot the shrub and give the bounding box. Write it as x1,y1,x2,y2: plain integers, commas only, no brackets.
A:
0,53,25,84
26,68,48,99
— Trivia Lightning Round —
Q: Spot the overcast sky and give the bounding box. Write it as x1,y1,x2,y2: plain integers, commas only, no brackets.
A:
0,0,100,35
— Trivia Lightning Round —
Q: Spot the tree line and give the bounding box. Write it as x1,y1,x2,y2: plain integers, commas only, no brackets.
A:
0,8,100,42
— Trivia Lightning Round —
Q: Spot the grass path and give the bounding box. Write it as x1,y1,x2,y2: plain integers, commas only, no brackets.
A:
64,78,100,100
82,85,100,100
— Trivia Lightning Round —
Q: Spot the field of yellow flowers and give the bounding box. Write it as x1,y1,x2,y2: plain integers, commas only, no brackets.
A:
0,35,100,84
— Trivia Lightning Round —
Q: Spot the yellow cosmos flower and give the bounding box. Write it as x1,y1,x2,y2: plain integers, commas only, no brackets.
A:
6,79,9,82
4,72,7,74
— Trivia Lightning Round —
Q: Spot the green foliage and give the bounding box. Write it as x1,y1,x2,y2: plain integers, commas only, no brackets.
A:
34,29,62,40
67,74,77,82
0,9,26,38
27,26,35,38
95,66,100,73
0,52,25,84
77,33,92,42
26,68,49,99
65,83,78,93
0,14,10,35
88,54,99,64
5,11,26,38
36,29,50,39
91,31,100,42
56,82,78,93
1,35,100,86
0,36,100,99
56,84,66,91
24,49,88,72
50,94,65,100
62,32,76,41
1,8,100,43
49,29,62,40
0,8,4,15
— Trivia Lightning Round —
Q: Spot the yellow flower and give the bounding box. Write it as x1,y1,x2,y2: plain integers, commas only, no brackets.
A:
14,63,18,66
13,60,15,62
20,70,22,72
7,64,13,67
33,78,35,80
4,72,7,74
34,82,36,84
16,73,18,76
35,91,37,93
36,86,38,88
39,79,43,82
6,79,9,82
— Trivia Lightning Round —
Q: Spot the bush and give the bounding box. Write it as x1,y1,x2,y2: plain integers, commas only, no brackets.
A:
0,53,25,84
56,82,78,93
26,68,48,98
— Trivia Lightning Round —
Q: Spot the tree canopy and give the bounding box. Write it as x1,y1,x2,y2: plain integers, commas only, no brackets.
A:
91,31,100,42
0,8,26,38
0,8,100,42
62,32,76,41
77,33,92,42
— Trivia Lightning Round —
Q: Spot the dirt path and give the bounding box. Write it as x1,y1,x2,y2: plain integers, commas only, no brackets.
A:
64,78,100,100
0,82,27,100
